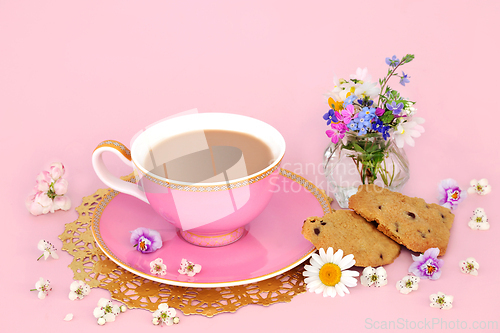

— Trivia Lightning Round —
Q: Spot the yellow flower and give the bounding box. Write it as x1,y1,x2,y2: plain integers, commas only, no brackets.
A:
328,97,344,112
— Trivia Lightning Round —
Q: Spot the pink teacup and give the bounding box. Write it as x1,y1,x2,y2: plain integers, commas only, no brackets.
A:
92,113,285,247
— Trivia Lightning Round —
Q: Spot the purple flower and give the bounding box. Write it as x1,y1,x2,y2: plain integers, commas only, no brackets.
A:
130,227,163,253
438,178,467,210
409,248,443,280
375,107,385,117
326,123,347,144
400,71,410,86
386,101,404,115
323,109,338,125
385,55,400,67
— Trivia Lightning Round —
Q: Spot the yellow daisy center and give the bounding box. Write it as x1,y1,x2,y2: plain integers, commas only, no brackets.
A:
319,263,341,286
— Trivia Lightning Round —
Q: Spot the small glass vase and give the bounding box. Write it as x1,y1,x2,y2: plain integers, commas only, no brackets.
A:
323,132,410,208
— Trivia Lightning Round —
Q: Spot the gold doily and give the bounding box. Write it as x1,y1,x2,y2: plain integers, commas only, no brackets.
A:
58,169,332,317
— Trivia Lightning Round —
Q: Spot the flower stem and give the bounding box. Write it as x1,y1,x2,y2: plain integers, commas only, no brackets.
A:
37,254,44,261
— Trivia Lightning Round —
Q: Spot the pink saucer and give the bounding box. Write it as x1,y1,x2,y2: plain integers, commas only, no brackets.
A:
91,170,331,287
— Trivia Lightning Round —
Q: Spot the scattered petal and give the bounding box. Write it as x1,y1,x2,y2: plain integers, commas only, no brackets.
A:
178,258,202,277
63,314,73,321
467,179,491,195
396,275,420,294
459,257,479,276
360,266,388,287
152,303,178,326
93,298,122,325
430,292,453,309
69,280,90,300
37,240,59,261
150,258,167,276
33,277,52,299
468,208,490,230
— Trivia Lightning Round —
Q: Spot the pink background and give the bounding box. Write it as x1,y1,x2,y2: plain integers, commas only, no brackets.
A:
1,1,499,332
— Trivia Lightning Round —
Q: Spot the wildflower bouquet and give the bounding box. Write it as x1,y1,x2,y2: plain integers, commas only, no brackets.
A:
323,54,424,207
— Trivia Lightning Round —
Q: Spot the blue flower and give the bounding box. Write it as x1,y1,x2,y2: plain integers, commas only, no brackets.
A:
373,118,391,140
347,120,358,132
343,94,357,107
323,109,338,125
385,55,400,67
386,101,404,115
357,127,368,136
400,71,410,86
355,115,372,130
361,107,376,120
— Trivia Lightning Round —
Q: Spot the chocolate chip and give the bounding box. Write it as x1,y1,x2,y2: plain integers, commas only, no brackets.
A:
406,212,416,219
441,213,445,219
418,230,426,238
320,220,327,225
314,228,320,235
310,219,316,223
428,229,431,233
380,254,384,259
378,205,382,210
395,222,399,233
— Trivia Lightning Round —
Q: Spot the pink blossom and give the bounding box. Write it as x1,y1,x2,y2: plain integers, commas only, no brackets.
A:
53,178,68,195
26,163,71,216
50,162,65,180
335,104,357,124
326,123,347,144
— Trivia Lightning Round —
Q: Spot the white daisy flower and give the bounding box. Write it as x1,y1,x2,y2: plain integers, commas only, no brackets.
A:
150,258,167,276
459,257,479,276
303,247,359,298
430,292,453,310
178,258,202,277
37,240,59,261
361,266,388,287
69,280,90,300
32,277,52,299
468,208,490,230
467,179,491,195
393,119,424,148
152,303,178,326
396,275,420,294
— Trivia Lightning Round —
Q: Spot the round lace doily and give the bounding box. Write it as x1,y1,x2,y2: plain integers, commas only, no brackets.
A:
58,169,332,317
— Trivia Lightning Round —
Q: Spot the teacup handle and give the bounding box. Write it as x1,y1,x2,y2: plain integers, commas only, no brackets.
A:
92,140,149,204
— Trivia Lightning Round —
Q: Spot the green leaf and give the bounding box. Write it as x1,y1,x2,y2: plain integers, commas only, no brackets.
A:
352,142,365,153
402,54,415,64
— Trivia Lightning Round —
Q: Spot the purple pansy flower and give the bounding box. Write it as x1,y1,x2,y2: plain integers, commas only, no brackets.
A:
438,178,467,210
400,71,410,86
409,248,443,280
323,109,338,125
386,101,404,115
130,227,163,253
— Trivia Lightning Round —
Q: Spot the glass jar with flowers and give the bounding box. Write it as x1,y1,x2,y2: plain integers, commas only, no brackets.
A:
323,54,424,208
